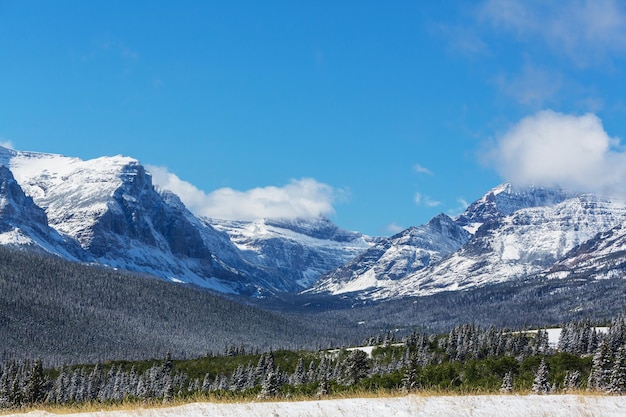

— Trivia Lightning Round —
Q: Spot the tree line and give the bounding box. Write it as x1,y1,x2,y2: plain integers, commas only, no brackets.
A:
2,315,626,409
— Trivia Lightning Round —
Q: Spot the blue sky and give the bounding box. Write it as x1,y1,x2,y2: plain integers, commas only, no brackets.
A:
2,1,626,236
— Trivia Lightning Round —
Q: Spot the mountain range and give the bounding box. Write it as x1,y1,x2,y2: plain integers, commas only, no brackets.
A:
1,145,626,305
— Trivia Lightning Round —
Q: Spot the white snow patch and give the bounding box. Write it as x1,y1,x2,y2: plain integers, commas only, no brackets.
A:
522,327,609,348
463,222,483,234
8,395,626,417
333,269,379,294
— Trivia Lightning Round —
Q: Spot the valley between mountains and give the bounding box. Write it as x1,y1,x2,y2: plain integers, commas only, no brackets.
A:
1,145,626,364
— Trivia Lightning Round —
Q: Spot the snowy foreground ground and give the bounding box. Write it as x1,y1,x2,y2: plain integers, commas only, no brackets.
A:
8,395,626,417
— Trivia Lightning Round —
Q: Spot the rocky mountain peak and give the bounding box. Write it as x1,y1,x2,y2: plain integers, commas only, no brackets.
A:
0,165,48,229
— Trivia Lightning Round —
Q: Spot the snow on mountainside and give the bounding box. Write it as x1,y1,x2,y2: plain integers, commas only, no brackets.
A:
310,213,470,295
0,145,373,296
0,165,85,260
207,216,377,289
311,184,626,300
546,223,626,280
4,144,626,302
0,146,281,295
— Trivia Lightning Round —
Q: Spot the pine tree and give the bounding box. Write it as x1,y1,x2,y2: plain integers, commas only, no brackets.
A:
230,364,247,392
341,350,369,386
23,359,45,405
86,364,102,401
401,366,419,393
291,358,306,386
258,369,280,399
588,340,612,391
500,371,513,394
534,330,550,355
531,359,551,394
316,375,329,398
563,370,581,392
608,347,626,395
201,373,212,392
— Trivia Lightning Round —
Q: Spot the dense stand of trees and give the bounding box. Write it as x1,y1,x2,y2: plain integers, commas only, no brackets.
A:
2,246,626,366
2,315,626,409
0,247,366,365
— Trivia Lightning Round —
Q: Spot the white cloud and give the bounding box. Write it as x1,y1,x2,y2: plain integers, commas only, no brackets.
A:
413,163,433,175
414,191,442,207
147,165,338,220
385,222,405,234
0,136,14,149
425,197,442,207
485,110,626,197
448,198,470,217
479,0,626,66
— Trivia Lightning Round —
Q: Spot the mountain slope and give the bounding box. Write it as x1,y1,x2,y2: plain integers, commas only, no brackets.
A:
310,184,626,300
0,246,366,365
546,222,626,280
0,147,278,295
0,165,86,260
0,146,373,296
310,213,470,295
208,216,376,290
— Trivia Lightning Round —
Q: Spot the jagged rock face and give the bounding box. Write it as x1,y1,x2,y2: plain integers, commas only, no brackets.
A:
0,165,86,260
85,162,210,260
310,184,626,300
310,213,470,295
1,146,361,296
208,217,376,289
456,183,576,232
546,222,626,279
0,147,264,293
0,165,48,229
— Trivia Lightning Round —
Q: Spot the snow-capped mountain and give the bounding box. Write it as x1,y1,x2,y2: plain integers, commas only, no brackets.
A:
207,217,377,290
310,184,626,300
545,223,626,280
0,146,375,296
310,213,470,295
3,144,626,302
0,146,283,295
0,165,85,260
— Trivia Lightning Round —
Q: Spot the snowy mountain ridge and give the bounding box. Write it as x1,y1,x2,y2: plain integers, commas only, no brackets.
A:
207,216,377,289
1,144,626,303
309,184,626,300
0,146,375,295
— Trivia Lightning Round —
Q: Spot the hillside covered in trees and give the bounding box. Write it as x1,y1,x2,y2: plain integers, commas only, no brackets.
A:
2,316,626,410
0,247,365,365
2,245,626,367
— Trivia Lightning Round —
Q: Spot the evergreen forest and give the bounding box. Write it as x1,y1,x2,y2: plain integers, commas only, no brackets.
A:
2,316,626,410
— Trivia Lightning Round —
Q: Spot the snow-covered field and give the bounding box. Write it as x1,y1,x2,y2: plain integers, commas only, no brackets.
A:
9,395,626,417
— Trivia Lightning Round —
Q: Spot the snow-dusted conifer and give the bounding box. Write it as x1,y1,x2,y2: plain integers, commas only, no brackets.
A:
23,358,45,405
588,340,612,391
258,369,280,399
531,359,551,394
316,375,329,398
608,347,626,395
230,364,246,392
342,350,369,386
291,358,306,386
201,373,212,392
500,371,513,394
563,370,581,392
401,365,419,393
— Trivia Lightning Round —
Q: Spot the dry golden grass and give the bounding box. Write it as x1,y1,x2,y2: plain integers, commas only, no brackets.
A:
0,389,619,416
